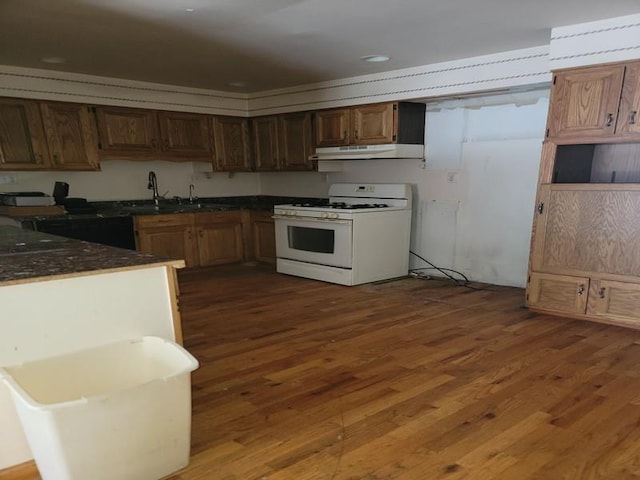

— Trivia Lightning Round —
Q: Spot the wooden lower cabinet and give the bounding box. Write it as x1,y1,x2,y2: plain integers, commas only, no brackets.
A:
587,279,640,325
135,211,246,268
250,210,276,264
527,272,589,315
528,272,640,327
195,212,244,266
134,214,198,267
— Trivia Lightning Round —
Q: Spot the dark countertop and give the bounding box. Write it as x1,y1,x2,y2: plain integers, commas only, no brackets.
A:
0,226,183,286
6,195,328,223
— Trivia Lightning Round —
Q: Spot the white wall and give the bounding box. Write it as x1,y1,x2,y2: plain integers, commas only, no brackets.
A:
0,160,260,201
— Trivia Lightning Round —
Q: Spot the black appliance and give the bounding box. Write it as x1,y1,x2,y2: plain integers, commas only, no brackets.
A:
32,216,136,250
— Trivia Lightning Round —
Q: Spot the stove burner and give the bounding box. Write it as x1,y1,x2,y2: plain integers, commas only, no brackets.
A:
291,200,329,207
329,202,389,209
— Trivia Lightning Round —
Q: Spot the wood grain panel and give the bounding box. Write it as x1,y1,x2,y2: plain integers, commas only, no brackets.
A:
351,103,395,144
617,62,640,137
251,115,280,171
0,98,50,169
279,112,314,171
527,272,588,314
548,65,625,139
95,106,159,153
540,188,640,275
588,279,640,325
315,108,350,147
158,111,212,156
212,116,251,171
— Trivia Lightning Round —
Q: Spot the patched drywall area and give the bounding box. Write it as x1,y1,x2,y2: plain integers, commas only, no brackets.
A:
317,90,550,287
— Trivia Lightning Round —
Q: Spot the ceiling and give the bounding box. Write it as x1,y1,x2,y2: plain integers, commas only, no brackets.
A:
1,0,639,93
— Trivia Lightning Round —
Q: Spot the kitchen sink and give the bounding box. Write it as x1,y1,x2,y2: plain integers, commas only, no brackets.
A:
120,203,231,214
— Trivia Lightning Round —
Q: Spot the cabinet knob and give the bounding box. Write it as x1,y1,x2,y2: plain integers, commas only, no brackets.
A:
577,284,585,296
52,154,59,164
629,111,637,125
598,287,606,299
605,113,614,127
536,202,544,214
354,129,359,140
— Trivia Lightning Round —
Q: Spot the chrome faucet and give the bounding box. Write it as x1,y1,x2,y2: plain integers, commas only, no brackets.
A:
188,184,197,204
148,171,160,206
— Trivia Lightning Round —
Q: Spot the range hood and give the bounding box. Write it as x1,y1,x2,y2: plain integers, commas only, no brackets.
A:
310,144,424,161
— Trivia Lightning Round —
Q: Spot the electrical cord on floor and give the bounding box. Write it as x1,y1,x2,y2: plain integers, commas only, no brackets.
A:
409,250,494,291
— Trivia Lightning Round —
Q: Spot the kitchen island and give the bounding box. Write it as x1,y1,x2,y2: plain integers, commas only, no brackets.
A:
0,226,185,471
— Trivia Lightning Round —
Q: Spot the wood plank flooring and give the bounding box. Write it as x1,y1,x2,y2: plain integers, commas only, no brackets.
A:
5,265,640,479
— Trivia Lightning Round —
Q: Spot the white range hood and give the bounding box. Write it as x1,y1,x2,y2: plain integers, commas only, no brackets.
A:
310,143,424,161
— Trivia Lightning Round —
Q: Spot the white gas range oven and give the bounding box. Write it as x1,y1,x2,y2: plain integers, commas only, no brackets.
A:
274,183,412,286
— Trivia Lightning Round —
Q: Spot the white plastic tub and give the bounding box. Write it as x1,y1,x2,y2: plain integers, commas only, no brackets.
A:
0,336,199,480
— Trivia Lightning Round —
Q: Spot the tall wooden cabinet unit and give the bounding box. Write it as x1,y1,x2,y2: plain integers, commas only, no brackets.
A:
315,102,425,148
527,59,640,329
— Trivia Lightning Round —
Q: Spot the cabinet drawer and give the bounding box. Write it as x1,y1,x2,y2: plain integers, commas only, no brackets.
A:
134,213,194,228
195,211,243,224
587,279,640,325
527,272,589,314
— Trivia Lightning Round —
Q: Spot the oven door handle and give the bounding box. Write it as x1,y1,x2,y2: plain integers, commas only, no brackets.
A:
272,215,352,225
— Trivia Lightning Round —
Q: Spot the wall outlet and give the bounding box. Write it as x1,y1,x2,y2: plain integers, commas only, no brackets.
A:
0,175,17,184
446,172,458,183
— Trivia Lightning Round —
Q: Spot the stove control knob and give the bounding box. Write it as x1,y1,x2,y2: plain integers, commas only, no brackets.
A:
321,212,328,219
330,212,339,219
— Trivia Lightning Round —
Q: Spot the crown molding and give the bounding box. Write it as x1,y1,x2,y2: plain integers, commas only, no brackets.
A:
550,13,640,70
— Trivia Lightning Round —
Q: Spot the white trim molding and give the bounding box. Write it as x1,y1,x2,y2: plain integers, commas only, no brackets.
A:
0,46,551,116
550,13,640,70
0,65,250,116
248,46,551,115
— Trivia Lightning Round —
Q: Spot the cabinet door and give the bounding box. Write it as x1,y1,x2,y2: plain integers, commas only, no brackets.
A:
212,116,251,171
40,102,99,170
351,103,395,144
196,213,244,266
251,211,276,264
315,108,350,147
527,272,589,314
616,62,640,137
135,214,198,267
531,186,640,276
251,116,280,171
95,106,159,154
548,65,625,139
587,279,640,325
0,98,50,170
158,111,212,156
279,112,314,170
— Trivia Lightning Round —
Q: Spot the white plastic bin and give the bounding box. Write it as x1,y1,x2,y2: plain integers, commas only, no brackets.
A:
0,336,199,480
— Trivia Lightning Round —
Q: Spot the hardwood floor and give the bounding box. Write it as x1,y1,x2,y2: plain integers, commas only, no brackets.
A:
6,265,640,479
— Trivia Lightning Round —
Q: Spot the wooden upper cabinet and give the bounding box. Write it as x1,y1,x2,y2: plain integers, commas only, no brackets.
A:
351,103,395,144
158,111,212,156
547,64,625,140
0,98,51,170
315,108,350,147
279,112,314,170
251,116,280,171
95,106,159,153
617,62,640,137
40,102,99,171
314,102,425,148
212,116,251,171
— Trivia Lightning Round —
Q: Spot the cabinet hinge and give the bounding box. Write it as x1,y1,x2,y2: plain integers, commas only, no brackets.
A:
393,104,398,111
527,275,530,284
97,142,103,150
552,76,556,85
545,128,549,138
392,134,397,141
90,106,97,113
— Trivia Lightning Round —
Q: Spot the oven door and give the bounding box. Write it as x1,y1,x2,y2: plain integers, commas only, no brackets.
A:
274,215,353,268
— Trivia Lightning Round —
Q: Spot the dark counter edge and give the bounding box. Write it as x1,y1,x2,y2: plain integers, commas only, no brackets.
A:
0,225,184,286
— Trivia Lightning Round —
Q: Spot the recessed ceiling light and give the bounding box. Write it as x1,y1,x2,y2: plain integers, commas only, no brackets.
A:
228,81,247,88
41,56,66,64
185,8,195,12
361,55,390,63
